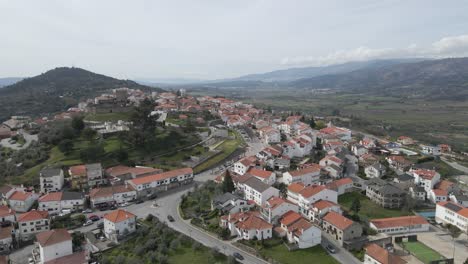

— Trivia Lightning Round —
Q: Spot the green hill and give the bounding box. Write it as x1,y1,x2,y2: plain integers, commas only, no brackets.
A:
0,67,163,122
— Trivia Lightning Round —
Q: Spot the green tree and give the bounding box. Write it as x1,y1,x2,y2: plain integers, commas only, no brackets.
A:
82,128,97,141
222,170,235,193
309,118,316,128
350,197,361,214
58,139,74,154
447,224,462,239
71,116,85,131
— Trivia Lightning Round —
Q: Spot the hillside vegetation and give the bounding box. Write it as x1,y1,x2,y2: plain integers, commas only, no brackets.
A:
0,67,163,121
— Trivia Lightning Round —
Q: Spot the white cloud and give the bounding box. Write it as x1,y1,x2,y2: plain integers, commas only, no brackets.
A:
281,34,468,66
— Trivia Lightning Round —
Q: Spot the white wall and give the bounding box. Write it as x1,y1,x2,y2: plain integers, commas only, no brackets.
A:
40,240,72,263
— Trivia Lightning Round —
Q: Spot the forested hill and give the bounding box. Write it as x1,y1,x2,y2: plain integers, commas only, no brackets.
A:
0,67,163,121
290,57,468,100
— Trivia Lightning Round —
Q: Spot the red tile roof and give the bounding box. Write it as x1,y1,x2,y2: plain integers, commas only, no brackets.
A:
365,243,406,264
264,196,294,210
44,251,86,264
287,183,305,193
129,168,193,185
0,205,15,218
235,213,273,230
299,185,326,198
18,210,49,222
412,169,438,180
69,165,86,176
8,191,32,201
370,216,428,229
323,211,355,230
280,211,302,227
89,185,135,199
247,168,273,179
288,218,313,236
312,200,338,210
0,226,13,240
104,209,136,223
39,192,63,202
239,156,257,167
435,180,454,191
437,201,468,218
288,164,320,177
105,165,161,177
432,189,448,196
36,229,71,247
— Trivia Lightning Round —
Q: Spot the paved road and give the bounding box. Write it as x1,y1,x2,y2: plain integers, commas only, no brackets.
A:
321,233,361,264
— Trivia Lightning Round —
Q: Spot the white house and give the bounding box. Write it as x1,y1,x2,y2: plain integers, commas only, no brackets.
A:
258,126,281,144
411,169,441,194
428,189,448,204
435,201,468,233
409,186,426,201
351,145,368,157
279,211,321,249
297,185,338,216
364,163,386,178
326,178,354,195
283,164,321,186
369,215,430,234
449,193,468,207
261,196,299,224
220,211,273,240
308,200,342,223
7,191,39,213
241,177,279,206
17,210,49,241
211,193,252,215
282,135,313,158
38,192,85,215
233,156,257,175
34,229,87,264
246,168,276,185
35,229,72,263
104,209,137,241
421,145,441,156
319,155,343,168
0,205,16,223
39,168,64,193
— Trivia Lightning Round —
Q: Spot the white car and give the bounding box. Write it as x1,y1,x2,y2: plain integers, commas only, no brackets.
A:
83,220,93,226
119,202,130,207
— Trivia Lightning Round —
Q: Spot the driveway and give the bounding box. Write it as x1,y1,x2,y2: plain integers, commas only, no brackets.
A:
0,131,38,150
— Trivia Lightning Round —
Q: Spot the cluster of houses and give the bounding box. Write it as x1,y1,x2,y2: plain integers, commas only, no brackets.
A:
0,162,194,263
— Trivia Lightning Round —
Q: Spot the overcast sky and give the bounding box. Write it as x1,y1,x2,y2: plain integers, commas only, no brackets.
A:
1,0,468,80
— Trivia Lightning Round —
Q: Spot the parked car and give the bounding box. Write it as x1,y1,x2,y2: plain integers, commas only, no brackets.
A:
147,193,158,200
83,220,93,226
135,199,144,204
110,205,117,210
167,215,175,222
233,252,244,260
89,215,100,221
97,222,104,229
82,209,93,214
119,202,130,207
28,257,34,264
326,244,336,254
59,209,72,216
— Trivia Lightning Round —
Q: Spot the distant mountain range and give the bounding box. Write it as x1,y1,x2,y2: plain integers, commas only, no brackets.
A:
0,67,163,122
0,77,23,88
175,57,468,100
290,57,468,99
223,58,425,82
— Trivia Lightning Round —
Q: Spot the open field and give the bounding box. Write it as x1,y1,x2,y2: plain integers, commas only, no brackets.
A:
338,192,413,219
401,241,445,264
193,130,244,173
